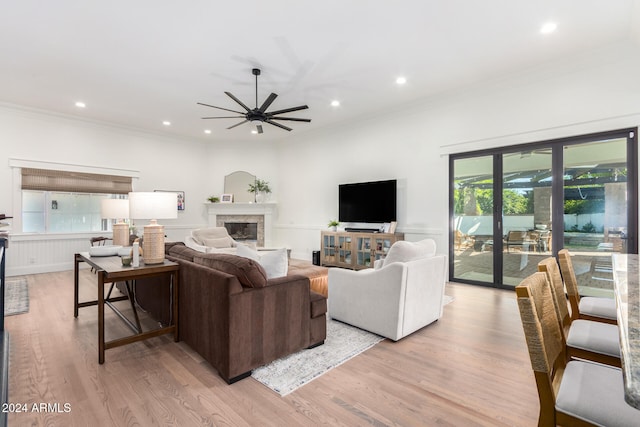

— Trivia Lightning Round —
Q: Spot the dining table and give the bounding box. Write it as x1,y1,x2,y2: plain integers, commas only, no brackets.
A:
611,253,640,410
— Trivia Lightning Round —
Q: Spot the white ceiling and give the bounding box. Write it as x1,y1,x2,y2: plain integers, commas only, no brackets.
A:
1,1,639,142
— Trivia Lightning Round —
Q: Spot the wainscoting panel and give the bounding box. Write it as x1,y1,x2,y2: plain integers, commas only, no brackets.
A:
6,234,95,276
5,225,204,277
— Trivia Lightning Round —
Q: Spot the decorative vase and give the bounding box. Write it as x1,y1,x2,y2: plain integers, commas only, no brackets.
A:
255,192,264,203
330,226,337,232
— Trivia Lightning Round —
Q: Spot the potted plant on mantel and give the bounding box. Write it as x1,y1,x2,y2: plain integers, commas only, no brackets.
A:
207,196,220,203
248,179,272,203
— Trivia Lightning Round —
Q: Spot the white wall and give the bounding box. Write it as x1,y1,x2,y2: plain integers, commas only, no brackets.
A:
2,40,640,271
274,41,640,259
0,105,283,274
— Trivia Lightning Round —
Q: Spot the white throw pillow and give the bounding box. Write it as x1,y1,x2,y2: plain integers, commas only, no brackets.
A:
236,245,288,279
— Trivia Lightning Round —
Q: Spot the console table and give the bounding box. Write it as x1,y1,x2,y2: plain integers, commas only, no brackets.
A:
74,253,179,363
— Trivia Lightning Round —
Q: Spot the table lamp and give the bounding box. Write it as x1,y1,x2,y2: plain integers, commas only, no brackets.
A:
128,192,177,264
101,199,130,247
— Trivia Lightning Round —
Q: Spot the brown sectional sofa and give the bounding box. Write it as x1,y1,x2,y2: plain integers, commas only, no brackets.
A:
129,242,327,384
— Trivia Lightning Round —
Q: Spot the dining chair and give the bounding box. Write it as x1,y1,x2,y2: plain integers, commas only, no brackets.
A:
516,272,639,427
89,236,112,273
537,257,621,368
557,249,617,324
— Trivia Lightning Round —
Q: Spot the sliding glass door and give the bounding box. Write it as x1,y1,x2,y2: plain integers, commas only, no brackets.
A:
449,128,637,289
562,137,634,297
502,149,553,286
452,155,494,283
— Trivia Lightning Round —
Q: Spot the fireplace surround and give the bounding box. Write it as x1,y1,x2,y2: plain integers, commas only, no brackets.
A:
206,202,276,248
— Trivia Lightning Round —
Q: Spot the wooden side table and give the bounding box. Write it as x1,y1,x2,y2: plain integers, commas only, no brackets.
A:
74,252,179,363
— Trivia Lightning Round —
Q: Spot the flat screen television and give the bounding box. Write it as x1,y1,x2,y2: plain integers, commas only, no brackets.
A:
338,179,397,223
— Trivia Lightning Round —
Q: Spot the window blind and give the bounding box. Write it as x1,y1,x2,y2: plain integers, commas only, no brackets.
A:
21,168,132,194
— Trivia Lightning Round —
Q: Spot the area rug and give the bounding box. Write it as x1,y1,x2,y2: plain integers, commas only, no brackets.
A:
252,295,454,396
252,318,384,396
4,277,29,316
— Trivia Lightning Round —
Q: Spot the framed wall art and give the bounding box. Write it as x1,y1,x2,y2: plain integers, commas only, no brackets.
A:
154,190,185,211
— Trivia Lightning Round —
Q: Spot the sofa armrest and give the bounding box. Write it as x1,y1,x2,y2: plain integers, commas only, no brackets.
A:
184,236,209,253
226,274,313,379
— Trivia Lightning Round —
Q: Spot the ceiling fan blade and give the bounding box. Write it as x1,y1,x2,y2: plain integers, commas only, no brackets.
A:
259,93,278,113
201,115,246,119
224,91,251,111
269,117,311,123
257,124,264,134
265,119,292,132
266,105,309,116
227,120,248,130
197,102,245,115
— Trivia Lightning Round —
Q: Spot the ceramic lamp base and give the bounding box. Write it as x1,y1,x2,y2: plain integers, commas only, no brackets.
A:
112,223,129,247
142,220,165,264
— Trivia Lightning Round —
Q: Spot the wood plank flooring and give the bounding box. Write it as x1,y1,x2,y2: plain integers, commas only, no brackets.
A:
5,270,539,426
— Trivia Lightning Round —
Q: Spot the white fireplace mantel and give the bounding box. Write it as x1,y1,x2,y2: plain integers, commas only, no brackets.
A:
206,202,277,247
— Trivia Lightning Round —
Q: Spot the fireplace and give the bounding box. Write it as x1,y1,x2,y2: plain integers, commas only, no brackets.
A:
206,202,276,248
224,222,258,243
217,214,264,247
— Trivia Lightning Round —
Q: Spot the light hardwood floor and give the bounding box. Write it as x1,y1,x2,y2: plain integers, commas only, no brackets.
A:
6,270,539,426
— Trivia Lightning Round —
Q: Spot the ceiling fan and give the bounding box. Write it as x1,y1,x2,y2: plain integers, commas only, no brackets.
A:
198,68,311,134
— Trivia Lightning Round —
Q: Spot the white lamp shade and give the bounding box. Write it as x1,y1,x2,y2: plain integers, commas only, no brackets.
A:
128,192,178,220
101,199,129,219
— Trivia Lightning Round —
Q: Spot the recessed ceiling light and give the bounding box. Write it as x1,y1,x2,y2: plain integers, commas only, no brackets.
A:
162,121,171,126
75,101,86,108
204,129,212,134
396,76,407,85
540,22,557,34
331,100,340,107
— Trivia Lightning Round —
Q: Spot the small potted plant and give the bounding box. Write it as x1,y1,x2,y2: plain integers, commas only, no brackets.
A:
248,179,272,203
328,220,339,232
207,196,220,203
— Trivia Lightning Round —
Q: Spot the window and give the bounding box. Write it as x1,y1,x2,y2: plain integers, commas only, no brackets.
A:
20,167,132,234
22,191,125,233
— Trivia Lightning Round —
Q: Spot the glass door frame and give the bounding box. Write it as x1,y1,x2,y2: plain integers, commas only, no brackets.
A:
449,127,638,289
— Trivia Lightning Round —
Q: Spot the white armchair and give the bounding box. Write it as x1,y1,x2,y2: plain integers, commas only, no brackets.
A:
328,239,447,341
184,227,238,253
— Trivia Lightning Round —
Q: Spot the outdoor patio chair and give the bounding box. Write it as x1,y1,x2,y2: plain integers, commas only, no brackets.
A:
505,230,535,252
